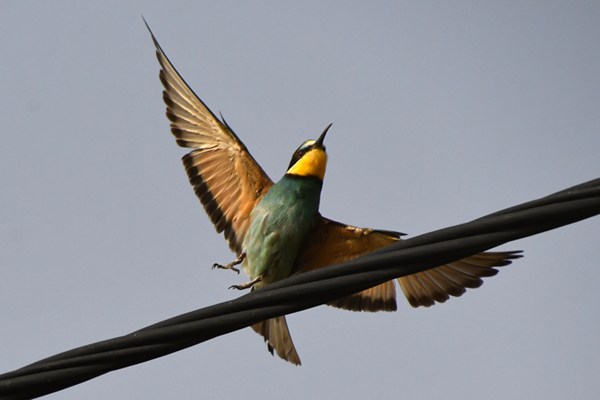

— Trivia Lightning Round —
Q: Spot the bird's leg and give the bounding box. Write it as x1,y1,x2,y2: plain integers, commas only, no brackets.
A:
212,253,245,274
229,274,264,290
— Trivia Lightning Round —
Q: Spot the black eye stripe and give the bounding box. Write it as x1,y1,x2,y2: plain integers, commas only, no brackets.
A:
287,143,313,170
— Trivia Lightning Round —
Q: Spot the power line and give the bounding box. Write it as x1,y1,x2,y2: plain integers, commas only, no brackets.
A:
1,177,599,399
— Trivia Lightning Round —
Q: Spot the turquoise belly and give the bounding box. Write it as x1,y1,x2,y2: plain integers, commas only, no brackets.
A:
242,175,322,287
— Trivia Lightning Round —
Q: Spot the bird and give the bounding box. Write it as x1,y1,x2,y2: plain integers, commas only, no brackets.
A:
145,22,522,366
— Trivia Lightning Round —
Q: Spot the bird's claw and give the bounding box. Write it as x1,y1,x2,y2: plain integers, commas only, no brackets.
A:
228,275,264,291
212,262,240,274
212,253,245,274
229,284,245,290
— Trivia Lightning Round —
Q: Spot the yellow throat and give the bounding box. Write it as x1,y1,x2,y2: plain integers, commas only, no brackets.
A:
287,146,328,181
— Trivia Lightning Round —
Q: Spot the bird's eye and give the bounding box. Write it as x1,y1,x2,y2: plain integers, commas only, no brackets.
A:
287,139,319,170
288,147,306,170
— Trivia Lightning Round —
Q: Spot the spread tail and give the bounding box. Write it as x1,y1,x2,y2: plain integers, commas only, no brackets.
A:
252,316,301,365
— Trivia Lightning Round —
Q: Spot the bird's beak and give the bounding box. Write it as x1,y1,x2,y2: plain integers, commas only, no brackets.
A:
315,123,332,149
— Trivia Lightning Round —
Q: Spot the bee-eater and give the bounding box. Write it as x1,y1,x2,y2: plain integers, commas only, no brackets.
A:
146,23,521,366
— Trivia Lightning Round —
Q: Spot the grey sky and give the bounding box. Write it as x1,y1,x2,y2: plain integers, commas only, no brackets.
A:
1,1,599,399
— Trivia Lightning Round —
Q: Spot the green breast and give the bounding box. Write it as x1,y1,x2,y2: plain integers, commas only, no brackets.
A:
242,175,323,286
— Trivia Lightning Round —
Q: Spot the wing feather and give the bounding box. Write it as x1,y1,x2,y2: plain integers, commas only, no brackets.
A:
148,25,273,254
295,217,402,312
296,217,522,311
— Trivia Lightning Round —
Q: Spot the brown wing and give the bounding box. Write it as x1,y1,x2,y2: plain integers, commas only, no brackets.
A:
397,251,522,307
294,217,403,311
295,217,522,311
147,23,273,254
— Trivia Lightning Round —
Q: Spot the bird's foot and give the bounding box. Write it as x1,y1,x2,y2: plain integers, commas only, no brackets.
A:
212,262,240,274
212,253,245,274
229,275,263,290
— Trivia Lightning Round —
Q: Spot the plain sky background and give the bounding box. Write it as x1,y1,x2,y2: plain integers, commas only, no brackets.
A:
1,1,599,399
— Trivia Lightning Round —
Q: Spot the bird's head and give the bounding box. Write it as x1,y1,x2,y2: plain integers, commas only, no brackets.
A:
286,124,332,181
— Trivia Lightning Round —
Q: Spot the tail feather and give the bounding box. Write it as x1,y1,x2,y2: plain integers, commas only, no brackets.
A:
251,316,301,365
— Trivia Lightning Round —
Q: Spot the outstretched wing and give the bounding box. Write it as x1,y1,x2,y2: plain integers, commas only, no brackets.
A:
397,251,521,307
147,23,273,254
295,217,522,311
294,217,403,311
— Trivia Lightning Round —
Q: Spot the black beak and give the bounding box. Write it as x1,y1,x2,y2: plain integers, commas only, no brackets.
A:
314,123,332,149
